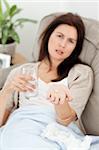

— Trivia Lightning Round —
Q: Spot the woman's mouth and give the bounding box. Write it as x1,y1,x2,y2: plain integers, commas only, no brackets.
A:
56,49,63,55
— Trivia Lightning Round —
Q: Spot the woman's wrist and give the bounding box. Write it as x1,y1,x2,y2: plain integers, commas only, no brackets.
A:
56,115,72,125
0,87,13,99
56,110,77,125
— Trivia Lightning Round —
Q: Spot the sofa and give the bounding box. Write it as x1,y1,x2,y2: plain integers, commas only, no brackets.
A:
0,12,99,135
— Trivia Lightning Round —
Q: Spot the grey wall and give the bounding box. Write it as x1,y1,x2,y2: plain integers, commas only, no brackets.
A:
8,0,99,61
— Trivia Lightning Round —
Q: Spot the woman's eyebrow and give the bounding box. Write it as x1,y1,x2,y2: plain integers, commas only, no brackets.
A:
68,38,77,42
56,32,63,35
56,32,77,41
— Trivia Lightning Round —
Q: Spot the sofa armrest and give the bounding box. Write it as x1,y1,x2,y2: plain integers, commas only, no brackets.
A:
0,64,20,89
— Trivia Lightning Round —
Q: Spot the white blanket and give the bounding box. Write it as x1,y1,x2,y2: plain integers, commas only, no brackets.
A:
0,105,95,150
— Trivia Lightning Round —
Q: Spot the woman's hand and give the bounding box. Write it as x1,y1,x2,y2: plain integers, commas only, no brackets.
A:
3,74,35,94
47,84,73,104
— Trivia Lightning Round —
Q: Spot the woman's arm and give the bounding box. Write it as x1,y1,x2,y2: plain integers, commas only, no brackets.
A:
47,64,93,126
47,84,76,125
57,65,93,126
0,89,13,126
54,100,77,126
0,64,37,126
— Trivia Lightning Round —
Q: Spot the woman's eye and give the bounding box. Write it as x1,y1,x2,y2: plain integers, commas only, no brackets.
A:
69,39,75,44
57,34,62,38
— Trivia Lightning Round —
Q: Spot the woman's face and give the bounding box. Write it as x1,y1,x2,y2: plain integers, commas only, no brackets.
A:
48,24,77,63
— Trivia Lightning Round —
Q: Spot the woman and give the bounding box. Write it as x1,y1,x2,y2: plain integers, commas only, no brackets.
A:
0,13,93,149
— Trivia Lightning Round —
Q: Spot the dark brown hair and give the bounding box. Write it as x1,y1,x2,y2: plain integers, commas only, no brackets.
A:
38,13,85,81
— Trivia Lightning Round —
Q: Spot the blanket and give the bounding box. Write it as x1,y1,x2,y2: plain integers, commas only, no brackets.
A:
0,105,99,150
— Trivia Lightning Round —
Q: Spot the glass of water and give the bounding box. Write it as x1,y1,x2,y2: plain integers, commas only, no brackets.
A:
22,65,38,98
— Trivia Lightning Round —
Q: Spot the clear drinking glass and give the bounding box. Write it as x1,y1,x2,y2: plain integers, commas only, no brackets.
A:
22,66,38,98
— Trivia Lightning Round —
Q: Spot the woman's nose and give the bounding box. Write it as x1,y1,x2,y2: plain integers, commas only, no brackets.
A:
60,40,66,48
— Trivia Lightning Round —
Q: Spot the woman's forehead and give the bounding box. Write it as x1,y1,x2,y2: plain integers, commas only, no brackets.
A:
53,24,77,39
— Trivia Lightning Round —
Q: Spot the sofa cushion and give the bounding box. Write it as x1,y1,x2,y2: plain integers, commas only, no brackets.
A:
0,65,19,90
32,13,99,135
80,17,99,135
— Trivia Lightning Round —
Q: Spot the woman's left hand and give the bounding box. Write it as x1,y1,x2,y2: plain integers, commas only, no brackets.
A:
47,84,73,104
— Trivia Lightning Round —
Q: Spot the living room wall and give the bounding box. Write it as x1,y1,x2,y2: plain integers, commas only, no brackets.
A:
8,0,99,62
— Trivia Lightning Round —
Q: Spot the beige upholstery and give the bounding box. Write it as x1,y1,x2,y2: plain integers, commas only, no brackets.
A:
0,64,19,89
32,13,99,135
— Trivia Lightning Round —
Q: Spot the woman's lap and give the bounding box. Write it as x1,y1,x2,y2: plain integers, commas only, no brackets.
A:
0,118,60,150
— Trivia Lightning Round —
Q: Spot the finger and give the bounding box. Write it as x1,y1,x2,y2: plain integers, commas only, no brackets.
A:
15,76,36,90
65,96,70,101
25,83,36,91
47,90,52,99
47,89,54,99
58,97,64,104
60,92,68,104
13,75,32,89
49,91,56,102
15,77,28,86
11,84,26,92
50,95,55,102
19,74,33,81
65,88,73,101
53,96,60,104
12,80,28,92
12,79,35,92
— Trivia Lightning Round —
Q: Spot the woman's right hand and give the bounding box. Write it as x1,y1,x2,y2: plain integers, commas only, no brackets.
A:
3,74,35,94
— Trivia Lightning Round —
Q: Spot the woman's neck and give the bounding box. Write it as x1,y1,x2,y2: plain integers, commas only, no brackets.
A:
38,59,59,82
43,58,60,71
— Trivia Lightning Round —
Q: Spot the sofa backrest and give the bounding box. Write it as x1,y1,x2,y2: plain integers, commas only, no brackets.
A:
32,12,99,135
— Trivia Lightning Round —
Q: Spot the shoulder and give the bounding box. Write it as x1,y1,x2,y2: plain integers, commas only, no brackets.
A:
69,64,93,74
8,62,39,77
68,64,93,86
68,64,93,77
